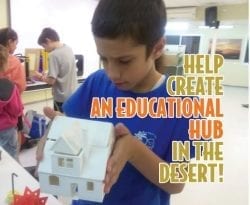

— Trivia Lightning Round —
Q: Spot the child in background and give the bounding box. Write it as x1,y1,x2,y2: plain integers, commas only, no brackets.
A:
34,28,77,112
0,27,26,157
0,45,23,159
38,0,196,204
0,28,26,93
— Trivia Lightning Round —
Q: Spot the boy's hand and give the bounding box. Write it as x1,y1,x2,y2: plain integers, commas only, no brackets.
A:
36,107,61,162
33,71,44,81
43,106,58,120
36,135,47,161
104,123,135,194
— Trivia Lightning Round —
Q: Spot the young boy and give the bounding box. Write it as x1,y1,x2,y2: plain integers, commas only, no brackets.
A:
0,44,23,159
35,27,77,112
38,0,195,204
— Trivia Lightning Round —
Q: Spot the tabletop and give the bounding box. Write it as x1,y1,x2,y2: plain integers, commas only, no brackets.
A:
0,146,62,205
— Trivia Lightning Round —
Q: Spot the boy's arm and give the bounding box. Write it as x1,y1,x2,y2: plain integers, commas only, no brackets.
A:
36,107,63,161
36,134,48,161
34,71,56,85
104,123,185,195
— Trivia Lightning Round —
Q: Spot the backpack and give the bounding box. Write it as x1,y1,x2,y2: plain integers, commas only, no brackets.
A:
23,110,47,139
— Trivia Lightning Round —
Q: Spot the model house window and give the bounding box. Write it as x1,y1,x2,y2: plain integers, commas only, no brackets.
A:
49,175,59,185
71,183,78,195
87,181,94,191
58,158,65,167
66,158,73,168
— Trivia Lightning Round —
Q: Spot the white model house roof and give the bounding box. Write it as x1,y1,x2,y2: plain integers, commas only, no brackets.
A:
47,116,112,147
51,122,85,155
51,136,81,156
38,116,114,181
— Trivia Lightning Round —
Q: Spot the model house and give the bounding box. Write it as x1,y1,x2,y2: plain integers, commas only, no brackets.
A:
38,116,115,202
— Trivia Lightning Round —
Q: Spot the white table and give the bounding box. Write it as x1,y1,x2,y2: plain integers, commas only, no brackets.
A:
0,146,62,205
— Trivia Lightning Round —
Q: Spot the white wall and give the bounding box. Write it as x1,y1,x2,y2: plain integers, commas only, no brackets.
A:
10,0,99,78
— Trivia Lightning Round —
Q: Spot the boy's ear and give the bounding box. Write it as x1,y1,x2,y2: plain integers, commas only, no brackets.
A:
152,37,165,59
45,38,51,43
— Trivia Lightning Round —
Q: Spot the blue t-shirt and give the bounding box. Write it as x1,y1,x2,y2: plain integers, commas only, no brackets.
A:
63,70,195,205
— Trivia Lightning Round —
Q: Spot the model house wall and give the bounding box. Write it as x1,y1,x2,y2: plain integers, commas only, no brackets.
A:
38,116,115,202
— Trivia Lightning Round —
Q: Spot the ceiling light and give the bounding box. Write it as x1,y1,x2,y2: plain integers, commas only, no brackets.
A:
165,22,189,31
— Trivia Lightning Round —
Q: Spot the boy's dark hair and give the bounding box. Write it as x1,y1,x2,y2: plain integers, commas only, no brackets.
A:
91,0,167,57
0,44,8,71
0,27,18,47
38,27,60,45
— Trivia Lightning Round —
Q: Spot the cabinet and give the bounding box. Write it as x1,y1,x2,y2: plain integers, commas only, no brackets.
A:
22,88,52,105
21,88,53,115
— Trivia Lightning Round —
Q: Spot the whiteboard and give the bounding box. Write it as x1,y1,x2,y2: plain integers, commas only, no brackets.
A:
10,0,100,78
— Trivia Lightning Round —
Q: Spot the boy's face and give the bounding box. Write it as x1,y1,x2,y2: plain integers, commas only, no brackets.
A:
41,39,55,52
95,37,161,92
8,39,18,54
